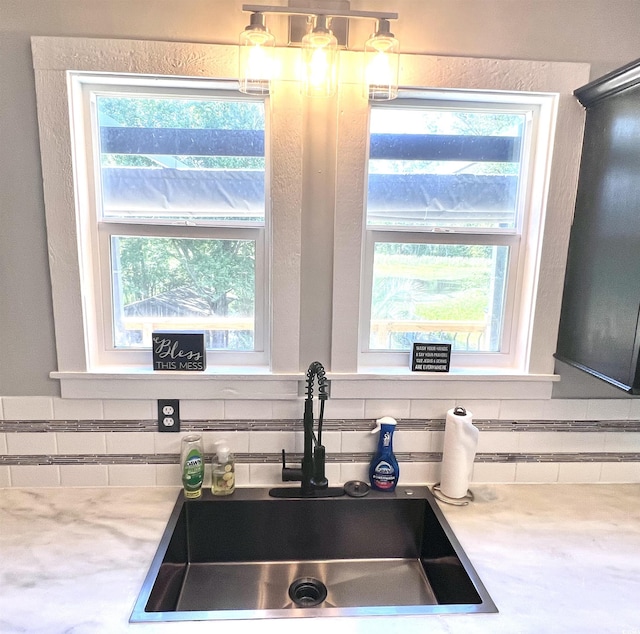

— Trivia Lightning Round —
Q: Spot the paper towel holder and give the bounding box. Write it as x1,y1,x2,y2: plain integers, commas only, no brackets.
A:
431,482,474,506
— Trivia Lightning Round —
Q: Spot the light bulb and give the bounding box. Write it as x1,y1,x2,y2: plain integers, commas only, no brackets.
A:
302,16,338,98
364,20,399,101
239,13,276,95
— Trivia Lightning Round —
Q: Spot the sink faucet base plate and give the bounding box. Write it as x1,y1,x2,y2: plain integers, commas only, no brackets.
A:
268,486,346,499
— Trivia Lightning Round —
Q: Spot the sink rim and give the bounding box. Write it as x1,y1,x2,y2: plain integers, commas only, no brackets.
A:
130,486,497,622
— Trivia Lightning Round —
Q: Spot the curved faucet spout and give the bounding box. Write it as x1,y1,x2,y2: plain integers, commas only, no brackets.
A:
270,361,344,498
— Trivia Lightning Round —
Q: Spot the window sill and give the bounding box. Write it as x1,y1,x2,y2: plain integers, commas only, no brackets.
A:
51,368,558,401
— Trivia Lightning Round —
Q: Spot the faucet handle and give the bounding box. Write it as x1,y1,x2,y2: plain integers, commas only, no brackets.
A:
281,449,303,482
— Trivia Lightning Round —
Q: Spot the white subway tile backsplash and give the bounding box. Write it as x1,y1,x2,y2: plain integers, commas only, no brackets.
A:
11,465,60,487
400,462,438,485
7,433,57,455
559,432,605,453
108,464,156,486
393,430,433,453
156,464,182,487
272,400,303,419
325,400,365,419
225,400,273,420
471,463,517,483
249,463,283,485
542,399,589,421
103,400,155,420
517,432,564,453
341,430,377,453
0,433,6,454
499,400,546,420
180,400,224,421
409,400,455,419
0,398,4,420
600,462,640,483
154,431,187,455
603,432,640,452
587,399,632,421
476,431,519,453
56,432,106,455
629,398,640,420
431,431,445,453
60,465,109,487
458,400,500,420
249,431,295,453
364,400,411,419
515,462,559,483
202,431,250,454
0,466,11,487
339,463,369,484
52,398,103,420
106,432,154,455
558,462,602,483
2,397,53,421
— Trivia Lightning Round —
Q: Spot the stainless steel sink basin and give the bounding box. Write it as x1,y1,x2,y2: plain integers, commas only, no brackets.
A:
130,486,497,621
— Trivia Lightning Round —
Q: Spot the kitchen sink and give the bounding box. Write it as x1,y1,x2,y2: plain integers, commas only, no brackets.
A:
130,486,497,621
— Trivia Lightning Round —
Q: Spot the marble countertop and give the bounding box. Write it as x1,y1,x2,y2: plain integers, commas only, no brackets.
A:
1,484,639,634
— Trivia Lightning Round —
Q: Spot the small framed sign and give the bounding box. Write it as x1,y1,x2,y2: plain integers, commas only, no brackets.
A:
411,343,451,373
152,332,206,371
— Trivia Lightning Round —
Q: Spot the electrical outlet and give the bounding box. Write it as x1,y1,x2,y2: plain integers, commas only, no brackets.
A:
158,399,180,432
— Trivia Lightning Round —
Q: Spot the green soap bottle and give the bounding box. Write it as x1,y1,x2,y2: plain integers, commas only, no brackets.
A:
181,434,204,499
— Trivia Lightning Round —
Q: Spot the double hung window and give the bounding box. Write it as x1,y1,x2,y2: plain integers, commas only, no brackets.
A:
69,76,269,368
357,91,554,370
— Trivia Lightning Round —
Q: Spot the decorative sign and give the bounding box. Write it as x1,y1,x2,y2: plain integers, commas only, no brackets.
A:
152,332,206,371
411,343,451,372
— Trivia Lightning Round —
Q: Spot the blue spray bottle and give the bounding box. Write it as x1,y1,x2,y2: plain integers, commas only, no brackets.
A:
369,416,399,491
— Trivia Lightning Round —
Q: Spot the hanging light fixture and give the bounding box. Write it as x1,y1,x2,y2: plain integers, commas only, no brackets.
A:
239,4,399,100
238,12,276,95
301,15,339,98
364,19,399,101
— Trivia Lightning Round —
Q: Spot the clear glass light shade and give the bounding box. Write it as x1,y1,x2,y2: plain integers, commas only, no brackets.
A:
301,23,339,98
364,28,399,101
239,18,276,95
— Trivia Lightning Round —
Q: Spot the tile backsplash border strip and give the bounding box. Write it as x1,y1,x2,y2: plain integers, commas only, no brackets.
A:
2,452,639,467
2,418,640,433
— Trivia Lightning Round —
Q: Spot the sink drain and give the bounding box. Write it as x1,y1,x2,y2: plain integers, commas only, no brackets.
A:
288,577,328,607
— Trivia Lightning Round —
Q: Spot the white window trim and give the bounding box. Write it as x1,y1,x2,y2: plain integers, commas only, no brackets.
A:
32,37,303,398
359,94,546,370
70,75,270,368
331,52,591,381
33,38,590,401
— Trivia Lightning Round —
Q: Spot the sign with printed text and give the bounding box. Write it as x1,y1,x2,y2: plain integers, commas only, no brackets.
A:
411,343,451,372
152,332,206,371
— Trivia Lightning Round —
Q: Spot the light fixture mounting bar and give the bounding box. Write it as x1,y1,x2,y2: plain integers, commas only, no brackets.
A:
242,4,398,20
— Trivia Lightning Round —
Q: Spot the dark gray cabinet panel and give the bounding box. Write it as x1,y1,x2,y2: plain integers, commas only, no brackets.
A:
556,59,640,394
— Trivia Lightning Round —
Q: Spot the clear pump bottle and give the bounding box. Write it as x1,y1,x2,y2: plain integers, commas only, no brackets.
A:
211,440,235,496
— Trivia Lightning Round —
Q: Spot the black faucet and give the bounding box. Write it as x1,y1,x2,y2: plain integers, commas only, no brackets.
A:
269,361,344,498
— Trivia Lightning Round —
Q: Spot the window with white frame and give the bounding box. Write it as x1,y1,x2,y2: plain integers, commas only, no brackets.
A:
34,37,587,398
69,75,269,368
359,93,551,369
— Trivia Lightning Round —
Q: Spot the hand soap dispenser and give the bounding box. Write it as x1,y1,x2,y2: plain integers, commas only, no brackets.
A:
369,416,399,491
211,440,235,496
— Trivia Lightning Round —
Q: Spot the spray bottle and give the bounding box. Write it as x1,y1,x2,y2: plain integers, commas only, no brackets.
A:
369,416,399,492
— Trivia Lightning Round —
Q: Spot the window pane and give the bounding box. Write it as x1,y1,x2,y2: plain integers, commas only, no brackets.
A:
367,108,525,229
111,236,256,350
370,242,508,352
97,96,265,224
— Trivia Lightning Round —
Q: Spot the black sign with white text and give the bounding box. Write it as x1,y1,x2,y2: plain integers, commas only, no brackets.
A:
411,343,451,372
152,332,206,371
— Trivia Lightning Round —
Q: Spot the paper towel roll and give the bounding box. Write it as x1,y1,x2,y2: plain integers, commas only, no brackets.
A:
439,407,479,499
